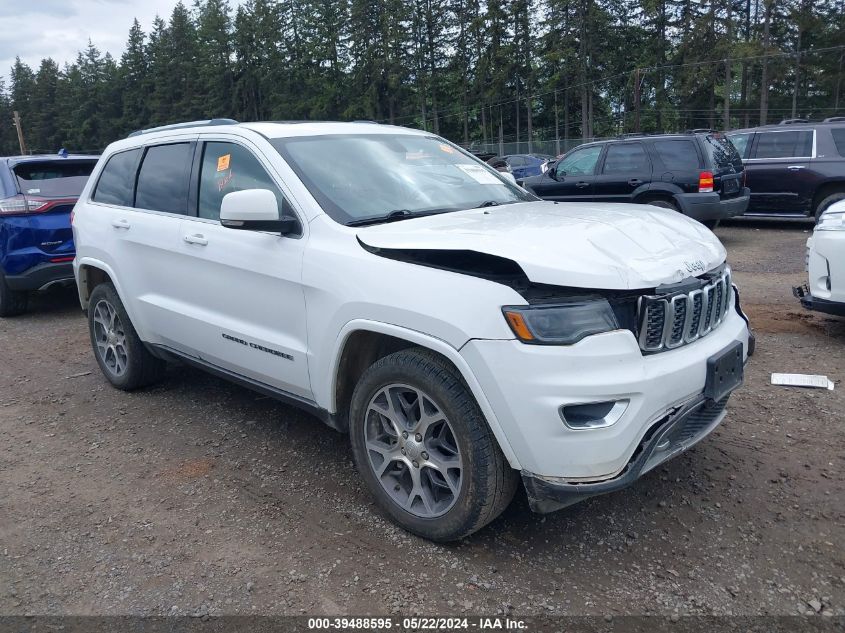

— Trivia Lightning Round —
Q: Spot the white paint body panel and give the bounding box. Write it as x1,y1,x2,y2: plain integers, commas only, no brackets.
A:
807,200,845,305
73,121,751,480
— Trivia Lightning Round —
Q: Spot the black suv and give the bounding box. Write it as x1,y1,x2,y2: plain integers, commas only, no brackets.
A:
521,132,750,227
726,119,845,220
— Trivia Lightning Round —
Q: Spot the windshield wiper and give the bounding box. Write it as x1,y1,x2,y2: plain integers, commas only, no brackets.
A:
346,208,451,227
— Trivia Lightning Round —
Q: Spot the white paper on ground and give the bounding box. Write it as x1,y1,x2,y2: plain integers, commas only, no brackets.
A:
771,373,835,390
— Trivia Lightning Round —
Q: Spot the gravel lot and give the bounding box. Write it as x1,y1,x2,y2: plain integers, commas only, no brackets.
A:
0,221,843,618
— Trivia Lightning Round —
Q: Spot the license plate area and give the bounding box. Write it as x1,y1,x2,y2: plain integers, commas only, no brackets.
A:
705,341,744,402
722,177,740,194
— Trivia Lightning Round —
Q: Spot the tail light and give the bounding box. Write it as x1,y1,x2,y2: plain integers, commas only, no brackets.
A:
0,195,76,216
0,195,51,215
698,171,714,193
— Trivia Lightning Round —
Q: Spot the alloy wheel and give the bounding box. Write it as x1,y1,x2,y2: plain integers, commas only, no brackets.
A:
92,299,128,377
364,383,464,518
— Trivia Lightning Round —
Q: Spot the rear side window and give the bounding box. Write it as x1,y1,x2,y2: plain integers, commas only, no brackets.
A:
753,131,813,159
14,160,96,198
602,143,650,174
702,134,743,169
92,150,141,206
831,128,845,157
135,143,193,214
726,133,752,159
653,140,700,170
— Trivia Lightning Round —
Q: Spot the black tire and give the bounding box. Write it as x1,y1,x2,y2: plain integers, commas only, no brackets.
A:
644,198,678,212
349,347,518,541
87,282,165,390
0,272,28,317
815,192,845,222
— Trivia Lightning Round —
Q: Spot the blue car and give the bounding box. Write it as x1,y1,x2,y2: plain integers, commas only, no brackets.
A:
487,154,553,180
0,153,98,316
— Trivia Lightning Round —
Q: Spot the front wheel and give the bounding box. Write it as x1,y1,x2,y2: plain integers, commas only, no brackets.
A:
87,282,165,390
349,348,518,541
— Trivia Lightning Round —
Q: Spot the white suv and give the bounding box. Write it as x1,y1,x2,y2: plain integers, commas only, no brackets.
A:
795,199,845,317
72,120,753,541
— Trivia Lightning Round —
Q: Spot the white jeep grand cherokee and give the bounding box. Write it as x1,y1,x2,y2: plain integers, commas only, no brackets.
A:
73,120,753,541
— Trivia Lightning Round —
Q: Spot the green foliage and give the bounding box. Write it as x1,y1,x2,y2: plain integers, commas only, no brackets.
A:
0,0,843,155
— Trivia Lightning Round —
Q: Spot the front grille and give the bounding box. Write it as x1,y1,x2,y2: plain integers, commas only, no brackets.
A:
637,269,732,352
671,397,728,444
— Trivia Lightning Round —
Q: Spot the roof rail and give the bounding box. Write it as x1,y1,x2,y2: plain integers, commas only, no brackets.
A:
127,118,238,138
686,128,716,134
823,116,845,123
778,118,809,125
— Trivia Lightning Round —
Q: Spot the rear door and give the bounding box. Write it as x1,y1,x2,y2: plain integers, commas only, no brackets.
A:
744,129,815,214
90,141,196,342
592,142,653,202
527,144,603,201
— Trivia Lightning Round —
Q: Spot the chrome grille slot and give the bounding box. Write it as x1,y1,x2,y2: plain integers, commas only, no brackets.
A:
637,268,732,353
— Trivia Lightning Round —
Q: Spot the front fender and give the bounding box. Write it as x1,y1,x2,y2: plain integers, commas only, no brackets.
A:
320,319,521,470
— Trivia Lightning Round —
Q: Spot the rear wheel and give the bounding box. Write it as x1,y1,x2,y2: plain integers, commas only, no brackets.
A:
88,282,165,390
815,192,845,222
644,198,678,212
349,348,518,541
0,273,28,317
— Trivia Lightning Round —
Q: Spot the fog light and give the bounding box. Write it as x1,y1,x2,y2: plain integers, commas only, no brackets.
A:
560,399,629,430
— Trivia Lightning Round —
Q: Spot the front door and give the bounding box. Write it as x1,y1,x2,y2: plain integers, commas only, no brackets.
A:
172,139,311,399
527,144,603,201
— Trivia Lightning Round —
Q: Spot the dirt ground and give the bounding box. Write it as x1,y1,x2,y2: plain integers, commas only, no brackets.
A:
0,221,843,618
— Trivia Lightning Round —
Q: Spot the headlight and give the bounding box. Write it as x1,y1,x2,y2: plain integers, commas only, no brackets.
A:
816,210,845,231
502,299,619,345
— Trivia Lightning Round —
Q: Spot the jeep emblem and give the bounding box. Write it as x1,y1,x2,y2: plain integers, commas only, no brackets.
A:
684,259,706,273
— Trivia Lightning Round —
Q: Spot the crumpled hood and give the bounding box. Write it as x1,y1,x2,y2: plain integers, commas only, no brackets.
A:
356,201,726,289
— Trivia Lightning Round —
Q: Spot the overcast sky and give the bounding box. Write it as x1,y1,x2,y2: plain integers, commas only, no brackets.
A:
0,0,248,81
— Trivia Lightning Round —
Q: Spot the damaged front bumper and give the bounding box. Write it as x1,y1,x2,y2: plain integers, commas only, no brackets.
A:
793,284,845,317
522,394,732,513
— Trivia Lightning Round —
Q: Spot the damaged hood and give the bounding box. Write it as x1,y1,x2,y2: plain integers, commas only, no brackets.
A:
356,201,726,289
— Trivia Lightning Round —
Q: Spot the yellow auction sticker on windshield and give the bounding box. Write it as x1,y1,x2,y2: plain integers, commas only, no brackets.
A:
217,154,231,171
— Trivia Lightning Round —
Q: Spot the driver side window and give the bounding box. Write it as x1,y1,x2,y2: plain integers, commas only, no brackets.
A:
556,145,603,177
197,142,289,221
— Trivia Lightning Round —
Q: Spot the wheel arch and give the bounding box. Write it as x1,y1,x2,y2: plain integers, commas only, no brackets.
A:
325,320,521,470
75,258,123,312
634,183,683,205
812,179,845,216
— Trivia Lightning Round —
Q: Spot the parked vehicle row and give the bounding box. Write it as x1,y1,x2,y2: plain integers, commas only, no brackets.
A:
69,119,753,541
520,131,750,228
486,154,553,179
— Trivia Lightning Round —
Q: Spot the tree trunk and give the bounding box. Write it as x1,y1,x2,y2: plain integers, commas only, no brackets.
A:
760,0,772,125
724,0,732,130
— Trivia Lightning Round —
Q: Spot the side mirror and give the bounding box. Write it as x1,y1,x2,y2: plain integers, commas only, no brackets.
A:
501,172,518,185
220,189,299,234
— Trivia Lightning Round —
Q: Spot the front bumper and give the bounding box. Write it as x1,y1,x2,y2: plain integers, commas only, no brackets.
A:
4,261,75,291
462,306,751,486
793,284,845,317
675,188,750,221
523,394,729,512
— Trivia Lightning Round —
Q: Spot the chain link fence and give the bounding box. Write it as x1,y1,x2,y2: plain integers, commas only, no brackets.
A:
462,138,612,157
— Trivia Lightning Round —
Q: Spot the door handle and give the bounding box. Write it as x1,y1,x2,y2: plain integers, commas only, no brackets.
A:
787,165,805,171
183,233,208,246
111,219,130,229
575,181,590,188
628,178,643,186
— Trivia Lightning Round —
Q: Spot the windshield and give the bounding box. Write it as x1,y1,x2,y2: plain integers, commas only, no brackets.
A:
271,134,536,225
13,160,97,198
